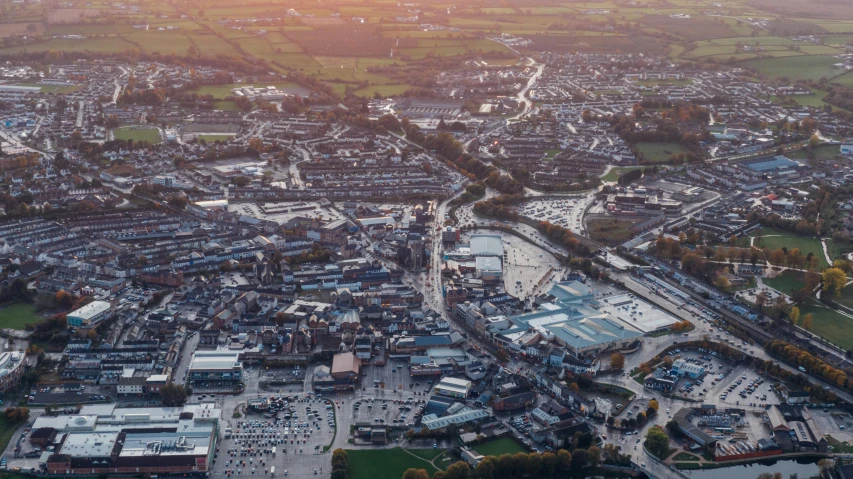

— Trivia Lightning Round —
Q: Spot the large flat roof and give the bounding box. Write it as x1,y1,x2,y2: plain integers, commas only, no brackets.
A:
68,300,111,320
470,234,503,257
189,351,242,372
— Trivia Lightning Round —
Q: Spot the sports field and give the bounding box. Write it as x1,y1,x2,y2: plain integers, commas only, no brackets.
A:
0,303,43,330
346,448,440,479
113,126,161,144
472,437,527,457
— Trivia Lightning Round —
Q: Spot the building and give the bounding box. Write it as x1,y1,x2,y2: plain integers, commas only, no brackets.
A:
671,408,717,448
469,234,504,257
330,352,361,381
433,377,473,399
66,300,112,330
36,404,219,475
671,359,705,378
187,351,243,384
0,351,26,392
500,281,643,358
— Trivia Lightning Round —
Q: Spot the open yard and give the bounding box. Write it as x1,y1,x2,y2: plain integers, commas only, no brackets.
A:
346,448,440,479
472,438,527,457
587,218,638,245
0,303,43,330
112,126,161,144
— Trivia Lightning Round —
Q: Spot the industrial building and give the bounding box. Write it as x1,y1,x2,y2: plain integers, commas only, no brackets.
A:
187,351,243,384
32,404,219,475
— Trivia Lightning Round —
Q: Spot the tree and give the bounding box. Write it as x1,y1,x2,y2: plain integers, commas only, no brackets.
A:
4,407,29,423
809,134,820,149
648,399,659,411
755,291,769,312
555,449,571,473
570,449,589,471
402,469,429,479
160,383,188,406
713,275,731,291
822,267,847,297
55,289,74,308
802,313,813,331
587,446,601,467
644,427,671,459
248,137,264,152
789,306,800,325
610,352,625,370
444,462,469,479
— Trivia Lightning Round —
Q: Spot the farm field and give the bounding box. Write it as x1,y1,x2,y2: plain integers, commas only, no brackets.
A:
346,448,440,479
113,126,161,144
739,56,845,81
0,303,43,330
472,438,527,457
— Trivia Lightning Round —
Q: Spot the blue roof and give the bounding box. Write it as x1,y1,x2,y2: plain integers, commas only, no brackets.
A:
742,155,799,172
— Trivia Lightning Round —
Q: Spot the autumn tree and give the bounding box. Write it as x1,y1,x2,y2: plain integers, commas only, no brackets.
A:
789,306,800,325
822,267,847,297
610,352,625,370
802,313,813,331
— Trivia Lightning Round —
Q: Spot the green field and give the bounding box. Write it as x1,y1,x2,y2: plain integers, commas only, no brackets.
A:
740,56,845,81
14,83,80,94
837,284,853,310
346,448,439,479
787,144,842,162
112,126,161,144
798,300,853,350
198,134,234,142
472,438,527,457
0,303,43,330
763,270,806,294
752,228,829,269
601,166,644,182
634,142,692,163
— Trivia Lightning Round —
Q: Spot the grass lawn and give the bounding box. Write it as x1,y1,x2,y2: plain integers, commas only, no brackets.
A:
837,284,853,310
827,435,853,453
601,166,644,182
752,228,829,269
0,303,43,329
112,126,161,144
798,300,853,350
672,452,700,461
472,437,527,457
587,218,638,245
13,83,80,94
347,448,439,479
0,417,22,463
763,270,806,295
198,134,234,142
634,142,691,163
786,144,841,162
826,238,852,263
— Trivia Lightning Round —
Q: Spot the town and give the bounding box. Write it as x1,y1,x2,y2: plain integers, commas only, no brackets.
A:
0,2,853,479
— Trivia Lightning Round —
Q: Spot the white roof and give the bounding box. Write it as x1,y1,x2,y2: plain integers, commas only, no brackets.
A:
68,300,111,320
470,234,503,256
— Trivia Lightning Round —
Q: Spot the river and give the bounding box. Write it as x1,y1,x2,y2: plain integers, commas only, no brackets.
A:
682,458,821,479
